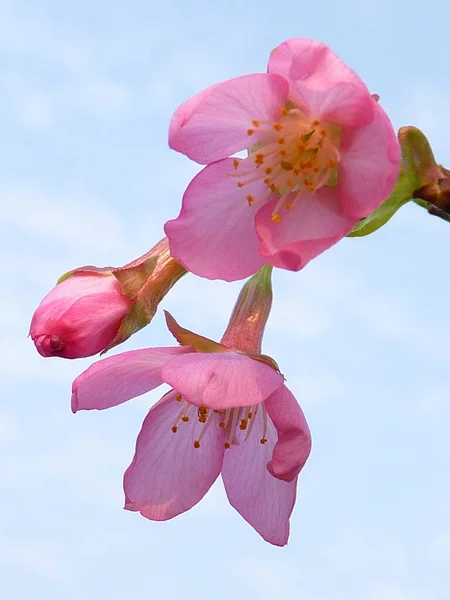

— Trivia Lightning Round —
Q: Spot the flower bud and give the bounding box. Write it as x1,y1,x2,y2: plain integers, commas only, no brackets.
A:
30,273,132,359
30,237,188,359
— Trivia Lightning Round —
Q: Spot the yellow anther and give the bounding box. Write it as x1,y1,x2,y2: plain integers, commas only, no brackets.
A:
176,394,182,401
260,438,268,444
233,159,239,169
252,120,260,127
239,419,248,430
279,149,287,156
246,195,254,205
255,153,264,165
237,182,244,188
281,161,293,171
277,137,285,145
271,213,281,223
219,422,226,428
285,203,293,210
328,159,336,168
172,425,178,433
247,412,253,419
264,167,272,174
224,442,231,449
281,107,288,116
193,440,200,448
263,177,271,185
312,119,320,126
247,129,254,135
181,416,189,422
273,123,283,131
320,128,327,137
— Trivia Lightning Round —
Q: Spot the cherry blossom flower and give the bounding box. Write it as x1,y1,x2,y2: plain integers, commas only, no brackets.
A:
165,38,400,281
71,267,311,545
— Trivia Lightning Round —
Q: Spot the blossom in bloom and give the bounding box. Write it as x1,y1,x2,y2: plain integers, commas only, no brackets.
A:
30,237,187,359
165,38,401,281
30,273,132,359
71,267,311,545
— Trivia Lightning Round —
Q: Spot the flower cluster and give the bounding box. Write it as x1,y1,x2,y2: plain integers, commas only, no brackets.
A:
31,37,420,545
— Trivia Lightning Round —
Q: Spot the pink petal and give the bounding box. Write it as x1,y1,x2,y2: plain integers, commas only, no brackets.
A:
268,38,374,128
71,346,193,412
164,159,268,281
221,407,297,546
265,385,312,482
169,73,289,164
338,102,401,219
124,390,225,520
161,351,284,410
255,187,355,271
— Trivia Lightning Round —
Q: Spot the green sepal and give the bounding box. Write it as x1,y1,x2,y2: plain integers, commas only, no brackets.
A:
164,311,226,353
347,171,413,237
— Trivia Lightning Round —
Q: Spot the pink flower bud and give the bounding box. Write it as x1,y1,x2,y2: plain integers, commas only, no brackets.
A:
30,274,132,359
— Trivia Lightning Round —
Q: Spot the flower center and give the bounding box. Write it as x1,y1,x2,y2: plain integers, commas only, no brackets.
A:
230,106,341,222
171,393,268,449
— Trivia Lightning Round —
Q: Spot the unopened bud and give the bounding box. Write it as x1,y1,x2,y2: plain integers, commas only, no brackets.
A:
30,273,132,359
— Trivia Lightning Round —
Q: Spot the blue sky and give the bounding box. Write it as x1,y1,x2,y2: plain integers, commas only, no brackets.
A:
2,0,450,598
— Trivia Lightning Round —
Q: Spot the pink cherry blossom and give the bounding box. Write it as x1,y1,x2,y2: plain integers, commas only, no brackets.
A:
71,331,310,546
165,38,400,281
30,274,132,359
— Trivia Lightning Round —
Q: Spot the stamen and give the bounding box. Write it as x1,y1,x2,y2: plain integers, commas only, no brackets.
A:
260,406,268,444
229,109,341,222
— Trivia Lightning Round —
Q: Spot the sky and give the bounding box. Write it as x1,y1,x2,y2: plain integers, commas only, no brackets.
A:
2,0,450,599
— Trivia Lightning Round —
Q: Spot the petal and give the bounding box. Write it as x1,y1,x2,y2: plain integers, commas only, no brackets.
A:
71,346,193,412
338,102,401,219
169,73,289,164
265,385,312,482
124,390,225,520
161,351,284,410
222,407,297,546
255,187,355,271
268,38,374,128
164,159,268,281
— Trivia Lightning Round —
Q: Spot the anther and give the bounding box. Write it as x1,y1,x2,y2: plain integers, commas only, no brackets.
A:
224,442,231,449
181,416,189,422
281,161,293,171
193,440,200,449
273,123,283,131
239,419,248,430
252,120,260,127
260,438,268,444
247,129,254,135
171,425,178,433
246,195,254,205
233,159,239,169
176,394,182,401
277,137,285,145
271,213,281,223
